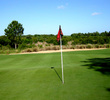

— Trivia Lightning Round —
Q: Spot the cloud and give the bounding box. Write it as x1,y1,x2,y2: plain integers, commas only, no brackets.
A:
57,5,65,9
92,12,102,16
57,3,69,9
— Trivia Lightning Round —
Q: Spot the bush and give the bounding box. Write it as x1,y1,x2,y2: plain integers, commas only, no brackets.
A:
26,48,33,52
70,46,75,49
86,44,93,49
0,50,4,54
52,46,60,50
6,44,11,49
18,43,27,50
45,47,51,50
38,45,43,48
95,44,100,48
79,45,84,49
33,48,39,52
2,46,9,50
75,45,81,49
5,50,10,55
0,44,2,50
75,45,79,49
62,45,66,49
106,44,110,48
45,44,50,46
22,48,33,52
28,44,36,48
99,45,104,48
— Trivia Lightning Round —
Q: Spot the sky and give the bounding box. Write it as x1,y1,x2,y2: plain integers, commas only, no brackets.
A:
0,0,110,36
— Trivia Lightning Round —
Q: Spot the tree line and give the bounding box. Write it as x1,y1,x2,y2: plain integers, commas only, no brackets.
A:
0,20,110,49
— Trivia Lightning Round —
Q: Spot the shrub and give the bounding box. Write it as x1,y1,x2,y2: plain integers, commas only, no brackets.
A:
6,50,10,55
99,45,104,48
76,45,80,49
70,46,75,49
6,44,11,49
16,49,21,53
76,45,79,49
0,50,4,54
28,44,36,48
95,44,100,48
52,46,60,50
38,45,43,48
82,45,86,49
33,48,39,52
106,44,110,48
63,46,67,49
86,44,93,49
2,46,9,50
45,47,51,50
25,48,33,52
79,45,84,49
0,44,2,50
18,43,27,50
45,44,50,46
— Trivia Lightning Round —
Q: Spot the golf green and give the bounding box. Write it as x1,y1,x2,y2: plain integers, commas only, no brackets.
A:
0,49,110,100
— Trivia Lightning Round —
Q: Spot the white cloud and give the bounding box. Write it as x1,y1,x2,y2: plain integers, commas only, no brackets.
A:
92,12,102,16
57,3,69,9
57,5,65,9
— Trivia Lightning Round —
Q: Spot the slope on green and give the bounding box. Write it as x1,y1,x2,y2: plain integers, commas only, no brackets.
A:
0,49,110,100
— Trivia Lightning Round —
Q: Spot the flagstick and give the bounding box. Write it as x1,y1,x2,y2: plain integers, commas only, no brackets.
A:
60,34,64,84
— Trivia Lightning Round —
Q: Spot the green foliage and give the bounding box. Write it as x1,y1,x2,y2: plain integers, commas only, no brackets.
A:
72,39,80,45
95,44,100,48
28,43,36,48
18,43,28,50
38,44,43,48
18,43,36,50
0,35,11,46
106,44,110,48
0,44,2,50
2,46,9,50
25,48,33,52
1,29,110,48
86,44,93,48
71,31,110,44
4,20,24,49
32,47,39,52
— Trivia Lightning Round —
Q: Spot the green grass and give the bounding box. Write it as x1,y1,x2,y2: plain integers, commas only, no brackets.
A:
0,49,110,100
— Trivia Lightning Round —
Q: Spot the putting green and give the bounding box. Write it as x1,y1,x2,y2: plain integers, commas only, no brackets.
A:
0,49,110,100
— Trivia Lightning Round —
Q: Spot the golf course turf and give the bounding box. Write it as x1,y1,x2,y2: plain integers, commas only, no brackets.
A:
0,49,110,100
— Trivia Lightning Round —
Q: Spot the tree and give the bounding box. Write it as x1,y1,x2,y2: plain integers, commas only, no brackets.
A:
0,35,11,46
4,20,24,49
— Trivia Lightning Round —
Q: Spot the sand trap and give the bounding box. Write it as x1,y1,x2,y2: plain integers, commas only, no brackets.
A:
10,48,106,55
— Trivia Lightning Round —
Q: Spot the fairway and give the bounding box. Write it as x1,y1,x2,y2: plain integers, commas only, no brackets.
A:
0,49,110,100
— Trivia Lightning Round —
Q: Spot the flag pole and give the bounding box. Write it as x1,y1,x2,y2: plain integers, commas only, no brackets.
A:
60,33,64,84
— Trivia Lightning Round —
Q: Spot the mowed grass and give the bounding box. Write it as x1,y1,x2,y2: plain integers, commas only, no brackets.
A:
0,49,110,100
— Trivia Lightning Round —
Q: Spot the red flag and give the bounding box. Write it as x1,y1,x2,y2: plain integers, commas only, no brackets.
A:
57,25,63,42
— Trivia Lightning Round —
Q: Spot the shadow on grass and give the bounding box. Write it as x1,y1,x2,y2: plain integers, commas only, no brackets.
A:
82,58,110,92
51,67,62,82
82,57,110,75
106,88,110,92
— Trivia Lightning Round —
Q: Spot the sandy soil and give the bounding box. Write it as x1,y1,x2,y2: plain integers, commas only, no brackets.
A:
10,48,106,55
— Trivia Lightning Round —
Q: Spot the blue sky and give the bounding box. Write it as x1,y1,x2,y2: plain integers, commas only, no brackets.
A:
0,0,110,35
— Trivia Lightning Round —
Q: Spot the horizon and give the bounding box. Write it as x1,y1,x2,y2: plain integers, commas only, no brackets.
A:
1,30,110,36
0,0,110,36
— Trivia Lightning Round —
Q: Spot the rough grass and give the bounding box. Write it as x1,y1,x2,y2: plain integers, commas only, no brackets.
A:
0,49,110,100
